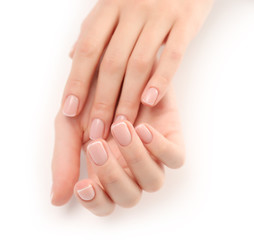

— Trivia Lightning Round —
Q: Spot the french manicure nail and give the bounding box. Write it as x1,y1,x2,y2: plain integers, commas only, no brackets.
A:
90,118,104,140
135,124,153,144
142,87,159,106
77,184,95,201
63,95,79,117
87,141,108,166
111,122,132,146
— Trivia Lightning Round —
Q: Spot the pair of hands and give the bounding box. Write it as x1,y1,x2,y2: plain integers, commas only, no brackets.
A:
51,0,213,216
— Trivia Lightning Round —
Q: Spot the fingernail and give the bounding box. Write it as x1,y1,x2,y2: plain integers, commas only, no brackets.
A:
135,124,153,144
111,122,132,146
77,184,95,201
142,87,159,106
87,141,108,166
90,118,104,140
63,95,79,117
115,115,127,123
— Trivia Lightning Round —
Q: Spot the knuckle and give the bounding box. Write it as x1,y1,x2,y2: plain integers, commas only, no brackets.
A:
77,36,99,58
168,49,183,62
100,167,120,185
118,98,137,111
101,53,124,74
99,0,117,6
129,54,150,72
134,0,154,12
144,175,164,193
154,73,170,87
120,192,142,208
68,77,85,92
93,100,113,113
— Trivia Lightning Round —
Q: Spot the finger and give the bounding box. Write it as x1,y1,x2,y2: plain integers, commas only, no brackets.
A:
74,179,115,217
111,120,165,192
141,20,194,107
61,3,119,117
88,13,145,140
86,139,142,208
135,123,185,169
69,40,78,59
51,112,82,206
115,19,172,123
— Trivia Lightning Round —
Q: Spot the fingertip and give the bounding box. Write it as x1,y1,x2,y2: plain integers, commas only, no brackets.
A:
51,186,73,207
62,95,80,118
74,179,115,217
135,123,153,144
141,87,159,107
75,180,96,202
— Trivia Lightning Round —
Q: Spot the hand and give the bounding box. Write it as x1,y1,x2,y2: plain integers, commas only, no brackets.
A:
51,71,185,216
62,0,213,142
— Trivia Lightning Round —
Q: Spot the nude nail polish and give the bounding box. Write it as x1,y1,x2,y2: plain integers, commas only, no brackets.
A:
63,95,79,117
142,88,159,106
77,184,95,201
89,118,104,140
111,122,132,146
87,141,108,166
135,124,153,144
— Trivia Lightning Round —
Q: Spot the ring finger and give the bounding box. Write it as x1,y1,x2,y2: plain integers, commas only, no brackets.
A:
111,120,165,192
115,18,173,124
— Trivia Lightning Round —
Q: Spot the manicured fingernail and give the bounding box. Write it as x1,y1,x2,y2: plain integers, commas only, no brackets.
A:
142,88,159,106
111,122,132,146
87,141,108,166
135,124,153,144
115,115,127,123
77,184,95,201
90,118,104,140
63,95,79,117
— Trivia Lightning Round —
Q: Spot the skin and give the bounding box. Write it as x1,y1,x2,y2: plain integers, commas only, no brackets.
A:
63,0,213,142
51,64,185,216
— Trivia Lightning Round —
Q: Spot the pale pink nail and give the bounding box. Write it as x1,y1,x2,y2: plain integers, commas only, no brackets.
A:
77,184,95,201
63,95,79,117
135,124,153,144
89,118,104,140
142,87,159,106
111,122,132,146
115,115,127,123
87,141,108,166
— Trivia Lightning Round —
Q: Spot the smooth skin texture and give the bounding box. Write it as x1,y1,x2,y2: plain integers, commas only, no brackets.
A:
65,0,213,141
51,68,185,216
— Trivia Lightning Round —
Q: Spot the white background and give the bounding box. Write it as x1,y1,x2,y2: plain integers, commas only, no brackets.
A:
0,0,253,239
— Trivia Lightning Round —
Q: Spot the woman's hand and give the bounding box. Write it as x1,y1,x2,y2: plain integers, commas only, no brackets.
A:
62,0,213,142
73,90,185,216
51,69,185,216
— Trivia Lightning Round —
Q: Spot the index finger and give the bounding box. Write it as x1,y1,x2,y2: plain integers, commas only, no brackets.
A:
51,112,82,206
62,2,119,117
